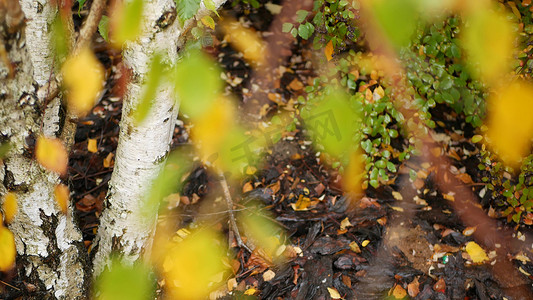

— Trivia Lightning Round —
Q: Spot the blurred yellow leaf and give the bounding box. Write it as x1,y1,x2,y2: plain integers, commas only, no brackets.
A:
325,40,334,61
36,136,68,175
0,226,15,271
162,229,228,299
62,47,104,117
191,96,235,166
54,184,69,214
222,19,265,66
343,151,364,194
2,192,17,224
244,288,257,295
486,81,533,166
462,9,516,83
327,287,342,299
465,241,489,263
88,139,98,153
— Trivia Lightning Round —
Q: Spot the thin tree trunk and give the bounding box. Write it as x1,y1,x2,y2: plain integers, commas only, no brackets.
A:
92,0,227,276
0,0,87,298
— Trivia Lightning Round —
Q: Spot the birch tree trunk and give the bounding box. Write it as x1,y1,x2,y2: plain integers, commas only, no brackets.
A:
92,0,227,276
0,0,87,298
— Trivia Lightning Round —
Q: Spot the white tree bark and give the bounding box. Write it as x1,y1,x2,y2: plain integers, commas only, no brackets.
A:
0,0,87,298
92,0,227,276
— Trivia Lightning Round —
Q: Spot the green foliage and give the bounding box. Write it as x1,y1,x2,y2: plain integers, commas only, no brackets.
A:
283,0,360,52
98,16,110,42
173,50,223,119
176,0,201,24
370,0,419,49
95,258,155,300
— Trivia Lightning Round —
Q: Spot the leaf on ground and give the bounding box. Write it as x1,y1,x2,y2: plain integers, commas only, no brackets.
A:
486,81,533,166
327,287,342,299
2,192,17,224
221,18,266,65
96,257,154,300
465,241,489,263
54,184,69,214
87,138,98,153
62,47,104,117
36,136,68,175
161,229,228,299
391,284,407,299
461,8,516,83
239,209,285,260
0,226,15,272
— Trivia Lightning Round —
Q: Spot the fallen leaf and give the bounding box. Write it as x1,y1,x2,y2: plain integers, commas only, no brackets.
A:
103,152,114,168
407,277,420,297
462,226,476,236
465,241,489,263
327,287,342,299
0,226,15,271
263,269,276,281
362,240,370,247
340,217,352,231
433,278,446,293
36,136,68,175
392,191,403,200
391,284,407,299
288,78,304,90
244,288,257,295
290,194,312,211
54,184,69,214
456,173,473,184
87,138,98,153
2,192,17,224
242,182,253,193
349,241,361,253
443,193,455,201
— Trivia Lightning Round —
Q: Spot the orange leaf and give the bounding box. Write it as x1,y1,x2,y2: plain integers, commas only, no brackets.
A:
391,284,407,299
36,136,68,175
325,40,334,61
0,226,16,271
2,192,17,224
54,184,70,214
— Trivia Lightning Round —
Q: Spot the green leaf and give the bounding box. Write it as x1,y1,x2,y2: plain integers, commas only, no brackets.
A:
282,23,293,33
96,257,154,300
176,0,201,24
203,0,220,17
173,50,223,119
296,10,309,23
133,54,165,125
298,23,314,40
201,15,215,30
98,15,110,42
77,0,87,15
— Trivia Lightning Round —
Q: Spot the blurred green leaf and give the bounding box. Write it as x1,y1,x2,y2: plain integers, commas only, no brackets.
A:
96,258,154,300
173,50,223,119
113,0,144,45
370,0,419,49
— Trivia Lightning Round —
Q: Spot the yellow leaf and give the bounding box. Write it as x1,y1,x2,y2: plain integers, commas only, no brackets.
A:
2,192,17,224
222,19,265,66
327,287,342,299
465,241,489,263
340,217,352,231
244,288,257,295
343,151,364,195
392,191,403,201
290,194,311,211
54,184,69,214
349,241,361,253
161,229,228,299
103,152,114,168
462,9,516,83
0,226,16,271
325,40,334,61
201,15,216,30
362,240,370,247
87,139,98,153
62,47,104,117
36,136,68,175
486,81,533,166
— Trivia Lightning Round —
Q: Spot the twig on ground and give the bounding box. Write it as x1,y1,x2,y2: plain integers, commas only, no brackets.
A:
218,172,252,253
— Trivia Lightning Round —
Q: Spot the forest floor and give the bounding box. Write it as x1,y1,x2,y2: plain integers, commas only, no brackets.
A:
5,1,533,300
